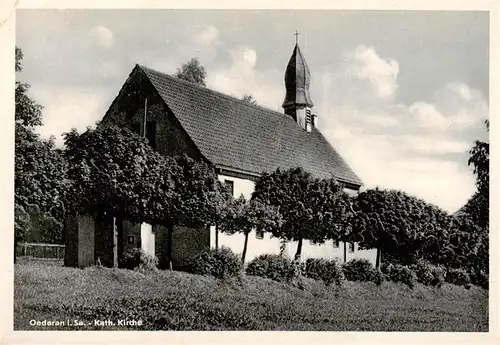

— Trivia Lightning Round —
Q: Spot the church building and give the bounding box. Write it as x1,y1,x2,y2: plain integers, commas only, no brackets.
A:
66,41,377,269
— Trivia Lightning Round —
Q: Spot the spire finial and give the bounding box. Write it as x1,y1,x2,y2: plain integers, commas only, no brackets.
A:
294,30,299,45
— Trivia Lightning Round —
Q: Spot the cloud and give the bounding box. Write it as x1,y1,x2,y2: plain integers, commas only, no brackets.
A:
32,84,105,146
207,46,282,110
347,45,399,100
408,102,450,131
317,45,487,213
194,26,219,46
90,26,114,48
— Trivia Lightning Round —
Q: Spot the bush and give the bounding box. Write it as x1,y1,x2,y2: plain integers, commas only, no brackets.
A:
119,248,158,271
368,268,385,286
190,246,243,280
387,264,417,289
470,269,489,290
410,260,445,287
303,258,345,286
380,262,392,275
246,254,300,283
445,268,471,287
342,259,374,282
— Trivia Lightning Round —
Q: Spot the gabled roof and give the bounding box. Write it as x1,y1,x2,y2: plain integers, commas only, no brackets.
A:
137,64,363,187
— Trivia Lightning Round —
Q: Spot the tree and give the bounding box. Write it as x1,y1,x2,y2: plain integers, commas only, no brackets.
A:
174,57,207,86
242,94,257,105
351,188,450,266
463,119,489,228
157,155,230,269
252,167,351,260
15,47,68,252
63,126,169,224
15,47,42,128
219,195,282,262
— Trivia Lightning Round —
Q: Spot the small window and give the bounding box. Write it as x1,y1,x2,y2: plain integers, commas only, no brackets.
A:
224,180,234,197
255,229,264,240
349,242,355,253
333,239,339,248
127,235,135,244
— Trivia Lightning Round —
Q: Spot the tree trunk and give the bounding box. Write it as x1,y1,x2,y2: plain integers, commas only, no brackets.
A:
376,248,381,269
343,241,347,263
166,219,174,271
295,237,303,260
241,232,249,263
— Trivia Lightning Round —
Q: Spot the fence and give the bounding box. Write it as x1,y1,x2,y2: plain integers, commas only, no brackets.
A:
17,242,65,260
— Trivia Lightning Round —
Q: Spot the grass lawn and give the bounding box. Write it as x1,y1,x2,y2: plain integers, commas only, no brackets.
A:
14,261,488,331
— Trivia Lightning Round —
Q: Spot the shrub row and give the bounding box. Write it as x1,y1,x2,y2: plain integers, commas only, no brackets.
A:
120,247,483,291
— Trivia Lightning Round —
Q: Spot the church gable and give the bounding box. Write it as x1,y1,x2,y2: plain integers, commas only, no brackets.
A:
101,67,205,161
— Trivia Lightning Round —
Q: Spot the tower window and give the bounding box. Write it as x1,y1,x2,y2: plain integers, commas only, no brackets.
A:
224,180,234,197
306,108,311,124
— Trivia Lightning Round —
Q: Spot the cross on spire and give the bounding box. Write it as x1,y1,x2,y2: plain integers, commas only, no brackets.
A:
294,30,299,44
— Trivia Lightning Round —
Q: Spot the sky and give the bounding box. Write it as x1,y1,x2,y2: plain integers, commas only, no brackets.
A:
15,9,490,214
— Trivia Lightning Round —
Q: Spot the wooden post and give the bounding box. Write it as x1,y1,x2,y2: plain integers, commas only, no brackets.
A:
343,242,347,263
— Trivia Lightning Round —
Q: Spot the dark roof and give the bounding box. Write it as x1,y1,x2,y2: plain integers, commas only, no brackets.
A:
137,64,362,187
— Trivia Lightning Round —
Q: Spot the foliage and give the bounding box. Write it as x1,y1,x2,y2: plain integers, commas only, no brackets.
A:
352,188,450,266
460,119,489,231
174,57,207,86
409,260,445,287
303,258,344,286
369,269,385,286
443,215,488,275
342,258,378,283
189,247,243,280
246,254,301,283
385,264,417,289
470,269,488,290
14,203,30,243
15,47,42,128
119,248,158,271
168,154,231,228
219,196,282,261
445,268,471,288
63,126,170,224
242,94,257,105
252,167,352,259
15,47,68,247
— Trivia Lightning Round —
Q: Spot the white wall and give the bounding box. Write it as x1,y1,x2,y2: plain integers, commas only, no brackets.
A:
140,223,155,257
213,174,378,265
213,175,283,262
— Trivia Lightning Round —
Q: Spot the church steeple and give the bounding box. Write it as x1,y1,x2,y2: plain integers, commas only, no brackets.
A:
282,33,316,132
